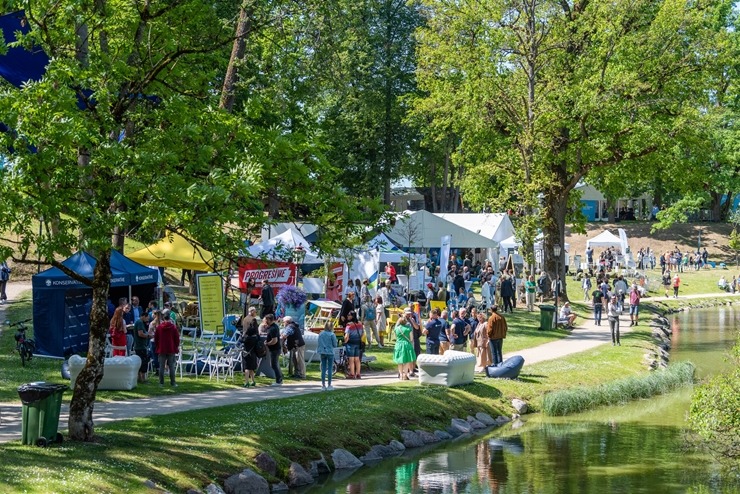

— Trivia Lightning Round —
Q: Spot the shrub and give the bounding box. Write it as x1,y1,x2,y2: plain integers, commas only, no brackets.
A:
542,361,695,416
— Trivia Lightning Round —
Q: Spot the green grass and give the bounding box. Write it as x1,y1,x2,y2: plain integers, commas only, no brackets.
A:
0,288,569,403
541,360,696,416
0,324,655,493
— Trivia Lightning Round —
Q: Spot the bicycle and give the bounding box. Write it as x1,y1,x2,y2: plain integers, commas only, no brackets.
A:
7,319,35,366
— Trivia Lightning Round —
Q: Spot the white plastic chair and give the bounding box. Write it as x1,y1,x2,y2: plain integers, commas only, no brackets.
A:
176,346,200,378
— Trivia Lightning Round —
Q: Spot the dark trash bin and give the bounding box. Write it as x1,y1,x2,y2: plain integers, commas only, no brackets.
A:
17,382,68,447
539,305,556,330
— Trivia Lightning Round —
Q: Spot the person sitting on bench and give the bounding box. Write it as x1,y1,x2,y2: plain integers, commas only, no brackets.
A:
558,302,577,328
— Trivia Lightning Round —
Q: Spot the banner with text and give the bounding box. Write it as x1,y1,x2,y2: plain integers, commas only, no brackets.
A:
237,258,297,294
197,273,225,333
439,235,451,282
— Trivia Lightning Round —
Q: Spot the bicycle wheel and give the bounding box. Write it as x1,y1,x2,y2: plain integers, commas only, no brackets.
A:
20,347,27,367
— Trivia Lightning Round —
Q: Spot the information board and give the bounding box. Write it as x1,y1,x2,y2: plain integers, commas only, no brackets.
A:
197,273,225,333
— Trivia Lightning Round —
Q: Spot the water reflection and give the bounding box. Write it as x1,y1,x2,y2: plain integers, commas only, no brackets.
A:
307,308,739,494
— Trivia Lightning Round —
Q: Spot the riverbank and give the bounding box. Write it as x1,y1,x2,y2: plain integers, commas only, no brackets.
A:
0,284,729,492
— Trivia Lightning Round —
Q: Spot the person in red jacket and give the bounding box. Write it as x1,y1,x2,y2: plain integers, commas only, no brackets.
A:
155,310,181,387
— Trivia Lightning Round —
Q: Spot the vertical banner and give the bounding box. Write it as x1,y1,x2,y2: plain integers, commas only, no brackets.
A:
237,258,298,293
325,262,345,301
350,250,380,298
197,273,225,334
439,235,451,283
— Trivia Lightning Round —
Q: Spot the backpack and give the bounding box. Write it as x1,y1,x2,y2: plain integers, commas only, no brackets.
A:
254,337,268,358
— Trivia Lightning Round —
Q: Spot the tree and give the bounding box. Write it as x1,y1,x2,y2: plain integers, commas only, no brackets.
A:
689,335,740,471
414,0,730,295
311,0,423,204
0,0,385,441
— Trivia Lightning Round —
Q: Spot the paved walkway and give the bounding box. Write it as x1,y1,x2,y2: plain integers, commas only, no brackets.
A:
1,282,736,444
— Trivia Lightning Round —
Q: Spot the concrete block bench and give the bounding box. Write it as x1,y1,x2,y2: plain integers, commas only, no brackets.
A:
417,350,475,387
68,354,141,391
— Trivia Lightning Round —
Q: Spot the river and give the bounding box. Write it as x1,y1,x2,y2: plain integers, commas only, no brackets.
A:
304,307,739,493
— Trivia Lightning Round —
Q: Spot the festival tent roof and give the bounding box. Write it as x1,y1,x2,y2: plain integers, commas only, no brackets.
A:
500,234,570,252
246,228,323,264
127,232,216,271
586,230,623,249
260,222,318,243
386,210,498,249
0,11,49,88
435,213,515,243
32,250,158,289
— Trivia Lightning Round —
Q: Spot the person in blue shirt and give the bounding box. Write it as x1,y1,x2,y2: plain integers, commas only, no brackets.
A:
317,322,338,391
423,308,443,355
450,309,471,351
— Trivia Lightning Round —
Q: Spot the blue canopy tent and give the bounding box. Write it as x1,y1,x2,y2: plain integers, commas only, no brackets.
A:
32,251,158,358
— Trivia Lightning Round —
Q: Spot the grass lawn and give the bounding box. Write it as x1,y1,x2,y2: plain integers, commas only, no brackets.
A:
0,322,654,494
0,288,569,403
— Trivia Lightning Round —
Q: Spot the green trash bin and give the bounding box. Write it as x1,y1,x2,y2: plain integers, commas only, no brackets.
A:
18,382,68,447
539,305,556,330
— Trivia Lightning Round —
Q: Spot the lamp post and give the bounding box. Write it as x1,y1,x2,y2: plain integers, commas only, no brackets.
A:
553,243,561,317
293,246,306,286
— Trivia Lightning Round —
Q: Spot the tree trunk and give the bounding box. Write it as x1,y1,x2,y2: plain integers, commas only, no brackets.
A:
67,250,111,441
429,157,437,212
441,141,450,212
542,189,569,302
219,5,253,112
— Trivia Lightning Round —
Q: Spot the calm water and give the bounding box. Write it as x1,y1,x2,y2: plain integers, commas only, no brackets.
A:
306,308,739,494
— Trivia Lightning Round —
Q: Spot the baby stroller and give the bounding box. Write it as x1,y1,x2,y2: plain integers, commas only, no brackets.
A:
332,347,348,376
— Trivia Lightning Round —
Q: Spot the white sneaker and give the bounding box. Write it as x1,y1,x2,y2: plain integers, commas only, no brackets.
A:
270,382,283,386
326,385,334,391
321,385,326,391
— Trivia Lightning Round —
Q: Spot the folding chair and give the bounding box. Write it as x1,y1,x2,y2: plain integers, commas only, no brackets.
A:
176,345,200,378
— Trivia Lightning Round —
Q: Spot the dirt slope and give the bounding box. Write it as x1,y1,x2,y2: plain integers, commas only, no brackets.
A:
565,222,734,261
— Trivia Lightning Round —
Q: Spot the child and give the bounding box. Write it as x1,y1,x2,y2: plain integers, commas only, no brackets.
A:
317,321,338,391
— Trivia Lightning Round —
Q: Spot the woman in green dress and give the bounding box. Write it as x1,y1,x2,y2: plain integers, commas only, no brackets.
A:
393,308,418,380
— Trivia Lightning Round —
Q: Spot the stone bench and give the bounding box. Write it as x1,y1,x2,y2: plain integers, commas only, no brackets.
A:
68,354,141,391
417,350,476,387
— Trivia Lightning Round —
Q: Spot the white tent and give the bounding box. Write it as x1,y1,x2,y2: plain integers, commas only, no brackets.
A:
435,213,515,243
246,228,323,263
366,233,426,263
260,222,317,242
387,210,498,249
500,233,570,252
586,230,623,250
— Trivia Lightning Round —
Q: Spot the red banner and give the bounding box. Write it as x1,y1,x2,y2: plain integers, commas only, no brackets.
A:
238,258,297,294
325,262,345,302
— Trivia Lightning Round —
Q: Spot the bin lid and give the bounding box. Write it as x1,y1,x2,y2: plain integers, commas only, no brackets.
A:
539,305,556,311
17,382,68,405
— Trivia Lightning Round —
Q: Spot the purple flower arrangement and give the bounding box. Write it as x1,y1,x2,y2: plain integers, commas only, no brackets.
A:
276,285,308,308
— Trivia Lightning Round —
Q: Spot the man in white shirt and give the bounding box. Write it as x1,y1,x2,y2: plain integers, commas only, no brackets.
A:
558,302,577,328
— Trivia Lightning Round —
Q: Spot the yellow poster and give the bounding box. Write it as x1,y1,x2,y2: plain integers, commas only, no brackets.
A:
197,273,224,333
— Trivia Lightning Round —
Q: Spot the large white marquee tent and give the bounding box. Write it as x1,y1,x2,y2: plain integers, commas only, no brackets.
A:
386,210,498,249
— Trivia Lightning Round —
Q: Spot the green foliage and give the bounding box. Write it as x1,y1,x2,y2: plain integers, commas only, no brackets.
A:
689,335,740,470
542,361,696,416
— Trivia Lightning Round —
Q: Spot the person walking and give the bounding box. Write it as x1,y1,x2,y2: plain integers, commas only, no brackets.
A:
317,321,338,390
361,296,380,347
487,306,508,366
629,284,641,326
592,288,604,326
607,295,622,346
582,276,592,302
133,311,151,383
672,273,681,298
0,259,11,303
500,275,514,313
259,279,276,317
155,310,180,386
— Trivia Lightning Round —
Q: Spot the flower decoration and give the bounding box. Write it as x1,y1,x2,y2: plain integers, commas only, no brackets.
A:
276,285,308,308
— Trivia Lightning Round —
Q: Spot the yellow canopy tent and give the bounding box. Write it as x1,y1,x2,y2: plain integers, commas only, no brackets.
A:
127,232,216,271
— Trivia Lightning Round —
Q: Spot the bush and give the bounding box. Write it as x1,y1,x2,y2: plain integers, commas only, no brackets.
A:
542,361,695,416
689,337,740,470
